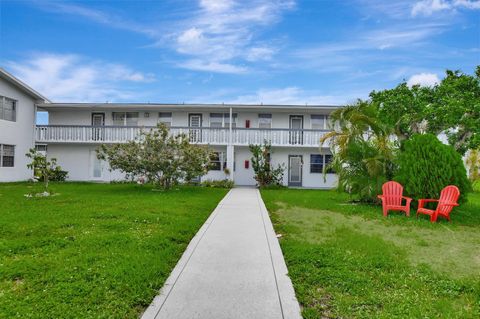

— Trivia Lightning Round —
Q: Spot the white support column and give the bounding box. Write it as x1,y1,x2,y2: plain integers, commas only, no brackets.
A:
227,107,234,181
226,144,234,181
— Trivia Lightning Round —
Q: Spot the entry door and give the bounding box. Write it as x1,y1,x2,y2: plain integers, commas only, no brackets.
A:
91,113,105,141
189,114,202,143
289,115,303,145
288,155,303,186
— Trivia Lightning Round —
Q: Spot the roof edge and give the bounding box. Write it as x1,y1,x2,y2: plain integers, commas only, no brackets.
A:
0,67,50,103
36,102,343,109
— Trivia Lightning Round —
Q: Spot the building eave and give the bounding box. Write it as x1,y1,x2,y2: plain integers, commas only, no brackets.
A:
36,102,342,112
0,67,50,103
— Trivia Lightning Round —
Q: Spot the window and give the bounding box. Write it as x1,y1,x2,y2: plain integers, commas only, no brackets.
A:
158,112,172,127
35,144,47,155
0,96,16,122
258,114,272,129
0,145,15,167
311,115,326,130
324,154,335,173
112,112,139,126
210,152,227,171
210,113,223,128
310,154,335,174
310,154,323,173
209,113,237,128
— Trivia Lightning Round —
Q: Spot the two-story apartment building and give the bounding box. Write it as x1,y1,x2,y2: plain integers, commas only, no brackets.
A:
35,103,339,187
0,68,49,182
0,68,339,188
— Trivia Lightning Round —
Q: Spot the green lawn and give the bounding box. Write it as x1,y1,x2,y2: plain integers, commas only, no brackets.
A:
0,183,228,318
261,189,480,319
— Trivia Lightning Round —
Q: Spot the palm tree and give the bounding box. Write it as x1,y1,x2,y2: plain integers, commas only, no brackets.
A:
320,100,396,202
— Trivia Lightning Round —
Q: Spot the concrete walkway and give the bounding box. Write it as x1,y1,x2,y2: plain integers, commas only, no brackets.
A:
142,188,302,319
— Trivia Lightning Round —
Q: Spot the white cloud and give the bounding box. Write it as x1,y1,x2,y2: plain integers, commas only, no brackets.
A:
245,47,276,61
407,72,441,86
178,60,249,74
227,87,349,105
39,2,157,37
199,0,235,12
411,0,480,16
454,0,480,9
170,0,295,73
7,53,155,102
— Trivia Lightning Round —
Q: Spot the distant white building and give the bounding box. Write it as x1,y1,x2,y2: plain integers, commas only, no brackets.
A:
0,68,49,182
1,68,339,188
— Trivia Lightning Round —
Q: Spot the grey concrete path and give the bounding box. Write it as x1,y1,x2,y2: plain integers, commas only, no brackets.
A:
142,188,302,319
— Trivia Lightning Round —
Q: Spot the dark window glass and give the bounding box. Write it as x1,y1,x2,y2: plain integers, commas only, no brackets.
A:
310,154,323,173
324,154,335,173
1,145,15,167
210,152,221,170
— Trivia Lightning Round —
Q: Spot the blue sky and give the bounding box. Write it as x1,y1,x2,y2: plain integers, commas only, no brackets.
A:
1,0,479,107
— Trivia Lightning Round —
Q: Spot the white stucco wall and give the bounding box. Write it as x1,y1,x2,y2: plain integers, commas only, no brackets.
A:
47,109,332,129
42,107,338,188
0,79,36,182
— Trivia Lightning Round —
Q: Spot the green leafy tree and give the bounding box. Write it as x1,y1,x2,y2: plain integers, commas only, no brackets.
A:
371,66,480,155
320,100,396,202
249,141,285,187
394,134,471,204
26,149,68,192
466,149,480,183
370,83,435,141
433,67,480,154
97,124,212,189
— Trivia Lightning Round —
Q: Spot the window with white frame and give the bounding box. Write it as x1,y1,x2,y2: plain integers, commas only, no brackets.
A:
158,112,172,127
209,151,227,171
0,144,15,167
258,114,272,129
112,112,139,126
310,154,335,174
209,113,237,128
0,96,16,122
35,144,48,156
311,115,327,130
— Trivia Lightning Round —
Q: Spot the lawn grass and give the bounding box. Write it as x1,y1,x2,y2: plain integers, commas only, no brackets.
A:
0,182,228,318
261,189,480,318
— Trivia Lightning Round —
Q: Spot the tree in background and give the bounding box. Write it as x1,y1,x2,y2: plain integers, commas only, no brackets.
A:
26,149,68,194
394,134,471,204
249,142,285,187
466,149,480,191
370,66,480,155
97,124,212,189
320,100,396,202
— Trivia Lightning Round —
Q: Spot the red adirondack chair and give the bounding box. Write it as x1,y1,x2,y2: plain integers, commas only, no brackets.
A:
377,181,412,217
417,185,460,223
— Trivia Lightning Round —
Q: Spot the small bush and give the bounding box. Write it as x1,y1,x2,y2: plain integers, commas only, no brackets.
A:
201,179,234,188
394,134,471,203
249,142,285,187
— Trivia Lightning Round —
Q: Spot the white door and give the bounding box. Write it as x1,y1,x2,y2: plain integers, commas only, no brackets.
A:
189,114,202,143
289,115,303,145
288,155,302,186
92,113,105,141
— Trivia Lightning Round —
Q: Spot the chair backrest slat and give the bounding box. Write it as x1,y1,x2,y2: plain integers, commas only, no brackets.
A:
382,181,403,206
437,185,460,215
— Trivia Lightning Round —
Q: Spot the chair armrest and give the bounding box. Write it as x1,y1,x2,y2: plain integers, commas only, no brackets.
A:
402,196,412,205
442,202,459,207
418,199,438,209
377,195,383,199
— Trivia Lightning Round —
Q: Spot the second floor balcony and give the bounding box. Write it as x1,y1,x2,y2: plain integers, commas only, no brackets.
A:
35,125,329,147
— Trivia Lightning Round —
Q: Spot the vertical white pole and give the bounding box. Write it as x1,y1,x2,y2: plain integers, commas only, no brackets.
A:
227,107,234,182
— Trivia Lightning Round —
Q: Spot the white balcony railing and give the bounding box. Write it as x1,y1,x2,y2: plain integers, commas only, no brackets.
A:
35,125,328,147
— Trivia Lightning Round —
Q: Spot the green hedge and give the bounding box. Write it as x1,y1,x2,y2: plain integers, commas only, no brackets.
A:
394,134,471,204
